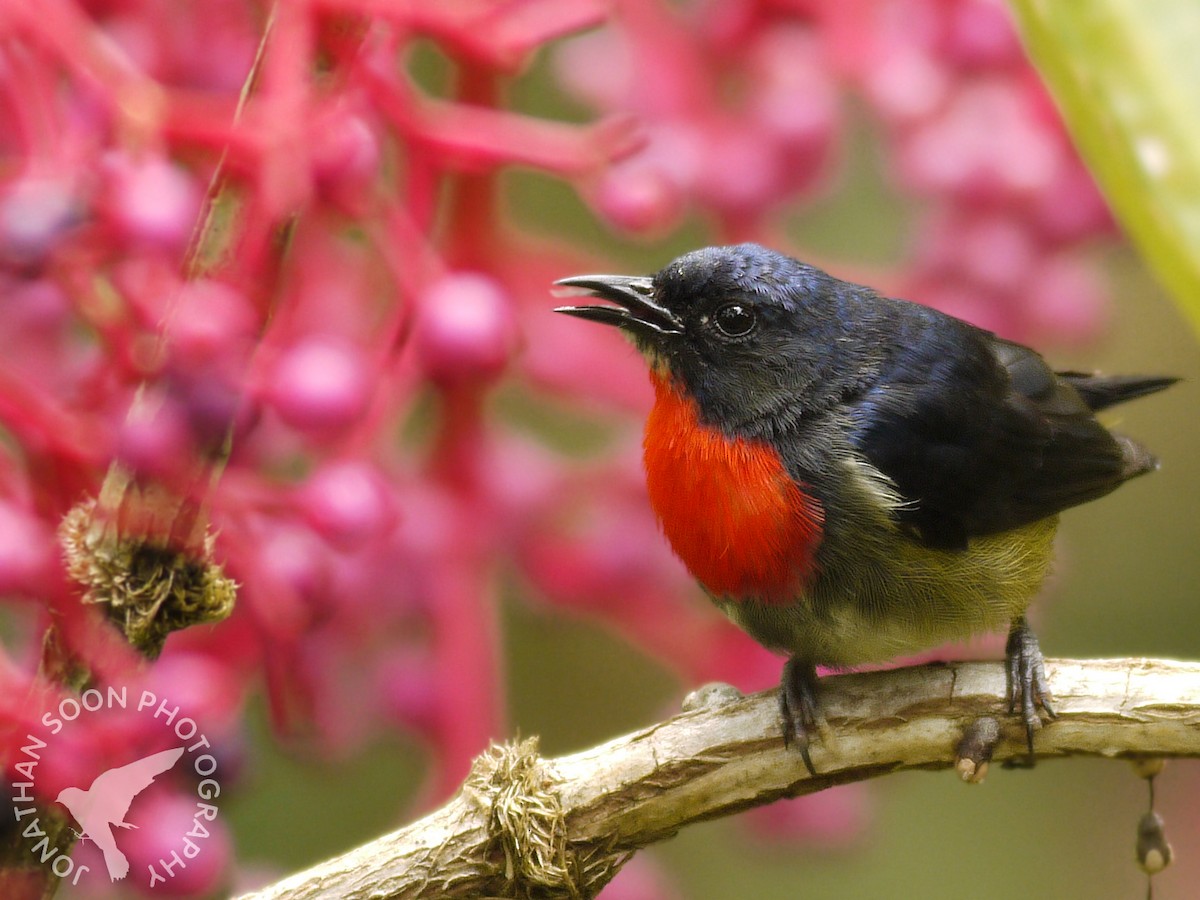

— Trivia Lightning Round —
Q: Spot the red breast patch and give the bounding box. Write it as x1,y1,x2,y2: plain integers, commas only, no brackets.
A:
643,372,824,604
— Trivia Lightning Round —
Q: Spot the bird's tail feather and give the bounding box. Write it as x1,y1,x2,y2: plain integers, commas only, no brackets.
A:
1058,373,1179,412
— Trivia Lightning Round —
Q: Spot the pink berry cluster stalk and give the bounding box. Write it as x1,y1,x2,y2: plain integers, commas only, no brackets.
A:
844,0,1115,340
0,0,1117,896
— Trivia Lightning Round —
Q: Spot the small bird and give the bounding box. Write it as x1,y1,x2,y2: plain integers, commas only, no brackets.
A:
555,243,1174,772
56,746,185,881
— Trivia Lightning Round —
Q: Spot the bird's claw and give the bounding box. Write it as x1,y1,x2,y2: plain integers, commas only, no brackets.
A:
780,658,823,776
1005,617,1056,756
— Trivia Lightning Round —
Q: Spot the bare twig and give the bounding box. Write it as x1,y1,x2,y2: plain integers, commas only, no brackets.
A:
236,657,1200,900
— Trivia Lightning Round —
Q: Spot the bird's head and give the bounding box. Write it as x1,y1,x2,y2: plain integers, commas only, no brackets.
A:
55,786,86,814
555,243,884,433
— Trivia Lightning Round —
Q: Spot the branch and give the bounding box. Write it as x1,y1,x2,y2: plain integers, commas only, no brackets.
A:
236,657,1200,900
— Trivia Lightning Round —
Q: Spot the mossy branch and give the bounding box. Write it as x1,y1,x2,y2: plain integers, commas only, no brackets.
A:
236,657,1200,900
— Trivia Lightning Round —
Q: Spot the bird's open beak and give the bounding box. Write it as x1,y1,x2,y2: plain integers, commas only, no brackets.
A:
553,274,683,336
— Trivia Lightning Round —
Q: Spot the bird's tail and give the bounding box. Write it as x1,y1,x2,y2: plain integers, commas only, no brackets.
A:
1059,373,1179,412
102,843,130,881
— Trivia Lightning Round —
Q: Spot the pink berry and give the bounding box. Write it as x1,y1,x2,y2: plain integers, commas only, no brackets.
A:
120,789,233,896
103,154,201,249
942,0,1024,71
696,120,785,217
957,213,1037,293
311,109,381,194
169,366,258,450
256,521,331,603
863,45,949,123
146,651,245,736
1024,253,1108,344
4,276,72,333
299,459,396,548
413,273,518,385
116,391,195,479
266,335,373,433
898,81,1059,201
750,27,840,154
167,280,258,365
0,176,80,267
552,28,633,110
0,501,56,597
1030,163,1115,243
593,162,687,234
377,650,438,732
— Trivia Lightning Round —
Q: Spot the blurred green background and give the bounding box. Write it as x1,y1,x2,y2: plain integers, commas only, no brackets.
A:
222,91,1200,897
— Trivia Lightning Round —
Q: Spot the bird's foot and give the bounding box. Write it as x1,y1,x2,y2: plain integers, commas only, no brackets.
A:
779,658,824,777
1005,617,1056,757
112,821,138,830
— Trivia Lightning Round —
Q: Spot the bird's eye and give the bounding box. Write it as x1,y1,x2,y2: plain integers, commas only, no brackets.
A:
712,303,756,338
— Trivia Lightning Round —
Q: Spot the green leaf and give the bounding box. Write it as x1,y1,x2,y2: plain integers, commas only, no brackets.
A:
1007,0,1200,337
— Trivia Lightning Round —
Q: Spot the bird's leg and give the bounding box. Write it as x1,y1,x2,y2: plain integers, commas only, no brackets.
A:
779,658,822,776
1005,616,1056,755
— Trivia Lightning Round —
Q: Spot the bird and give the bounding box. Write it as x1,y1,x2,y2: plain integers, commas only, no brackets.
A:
554,242,1175,773
55,746,185,881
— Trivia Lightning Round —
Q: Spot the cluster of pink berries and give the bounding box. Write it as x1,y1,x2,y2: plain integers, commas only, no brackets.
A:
556,0,1113,344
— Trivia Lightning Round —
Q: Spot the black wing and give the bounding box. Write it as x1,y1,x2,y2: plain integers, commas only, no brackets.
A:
847,321,1162,550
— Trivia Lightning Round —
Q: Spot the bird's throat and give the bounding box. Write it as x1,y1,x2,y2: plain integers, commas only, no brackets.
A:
643,373,824,604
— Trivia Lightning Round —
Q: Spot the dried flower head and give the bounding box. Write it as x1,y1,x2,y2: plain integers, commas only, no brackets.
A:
60,494,236,659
